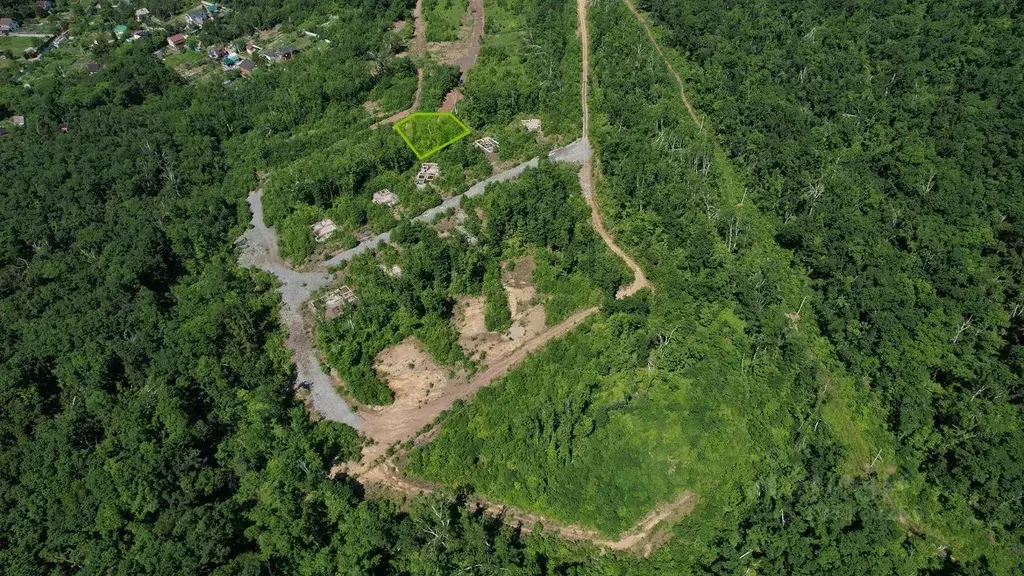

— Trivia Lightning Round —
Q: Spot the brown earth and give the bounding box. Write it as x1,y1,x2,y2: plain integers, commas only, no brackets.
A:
353,457,695,555
577,0,651,299
358,257,585,461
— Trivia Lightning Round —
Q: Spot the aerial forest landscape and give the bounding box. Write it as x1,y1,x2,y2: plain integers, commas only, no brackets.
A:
1,0,1022,574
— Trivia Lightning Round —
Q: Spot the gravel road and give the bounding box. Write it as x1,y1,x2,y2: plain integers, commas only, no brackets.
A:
237,139,589,427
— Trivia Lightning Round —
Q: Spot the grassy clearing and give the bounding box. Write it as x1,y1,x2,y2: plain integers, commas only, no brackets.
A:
423,0,467,42
395,112,471,159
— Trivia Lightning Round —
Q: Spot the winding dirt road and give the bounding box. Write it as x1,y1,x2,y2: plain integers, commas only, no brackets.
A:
622,0,701,127
577,0,651,298
371,0,427,128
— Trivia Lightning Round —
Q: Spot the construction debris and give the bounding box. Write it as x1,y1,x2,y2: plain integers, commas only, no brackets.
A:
311,219,337,242
521,118,542,132
372,188,399,207
323,285,356,319
474,137,499,154
415,163,441,189
354,229,376,243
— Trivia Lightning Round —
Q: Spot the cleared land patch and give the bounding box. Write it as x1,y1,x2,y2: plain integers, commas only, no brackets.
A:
395,111,472,159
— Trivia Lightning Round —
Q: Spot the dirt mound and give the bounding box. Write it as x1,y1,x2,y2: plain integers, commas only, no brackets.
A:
359,337,464,462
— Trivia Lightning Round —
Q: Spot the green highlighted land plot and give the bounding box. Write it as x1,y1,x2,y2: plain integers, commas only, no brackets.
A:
395,112,471,160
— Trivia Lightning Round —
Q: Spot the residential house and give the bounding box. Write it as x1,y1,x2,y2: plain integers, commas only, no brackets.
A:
131,29,149,40
167,33,186,49
135,7,150,22
37,0,53,10
244,42,259,55
265,46,296,62
86,62,103,74
238,59,256,77
521,118,542,133
114,24,128,39
0,18,19,34
10,115,25,128
185,10,206,28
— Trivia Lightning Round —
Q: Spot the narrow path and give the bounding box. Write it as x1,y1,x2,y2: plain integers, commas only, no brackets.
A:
371,68,423,128
356,455,695,554
577,0,651,298
622,0,701,126
371,0,426,128
439,0,485,112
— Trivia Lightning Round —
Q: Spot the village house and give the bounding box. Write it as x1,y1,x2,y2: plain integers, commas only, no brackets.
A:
114,24,128,39
86,62,103,74
10,115,25,128
185,10,206,28
37,0,53,11
0,18,20,34
311,219,337,242
238,59,256,77
131,29,149,40
167,33,186,49
372,188,399,207
265,46,296,62
244,42,259,55
135,7,150,22
414,163,441,189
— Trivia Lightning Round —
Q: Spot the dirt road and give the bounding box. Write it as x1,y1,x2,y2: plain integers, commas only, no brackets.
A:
577,0,651,298
622,0,701,127
237,191,362,427
371,0,426,128
357,458,695,555
359,306,599,459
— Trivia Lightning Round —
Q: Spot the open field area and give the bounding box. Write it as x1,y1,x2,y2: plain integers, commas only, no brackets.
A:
395,112,471,158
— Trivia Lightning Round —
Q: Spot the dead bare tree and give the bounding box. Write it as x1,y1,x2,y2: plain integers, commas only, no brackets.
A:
951,315,973,344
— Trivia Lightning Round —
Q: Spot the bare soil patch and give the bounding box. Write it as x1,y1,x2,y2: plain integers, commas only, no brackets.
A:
455,256,546,364
359,337,464,461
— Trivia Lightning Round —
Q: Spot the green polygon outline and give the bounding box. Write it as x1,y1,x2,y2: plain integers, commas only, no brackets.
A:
394,112,472,160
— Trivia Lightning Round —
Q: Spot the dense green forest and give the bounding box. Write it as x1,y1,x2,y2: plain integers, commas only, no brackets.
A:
0,1,598,573
633,0,1024,569
3,0,1022,573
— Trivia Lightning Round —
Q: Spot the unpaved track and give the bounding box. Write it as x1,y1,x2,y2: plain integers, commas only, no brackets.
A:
577,0,650,298
438,0,485,112
454,0,484,79
372,0,426,128
372,67,423,128
622,0,701,126
357,458,695,554
238,191,362,427
360,306,598,459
